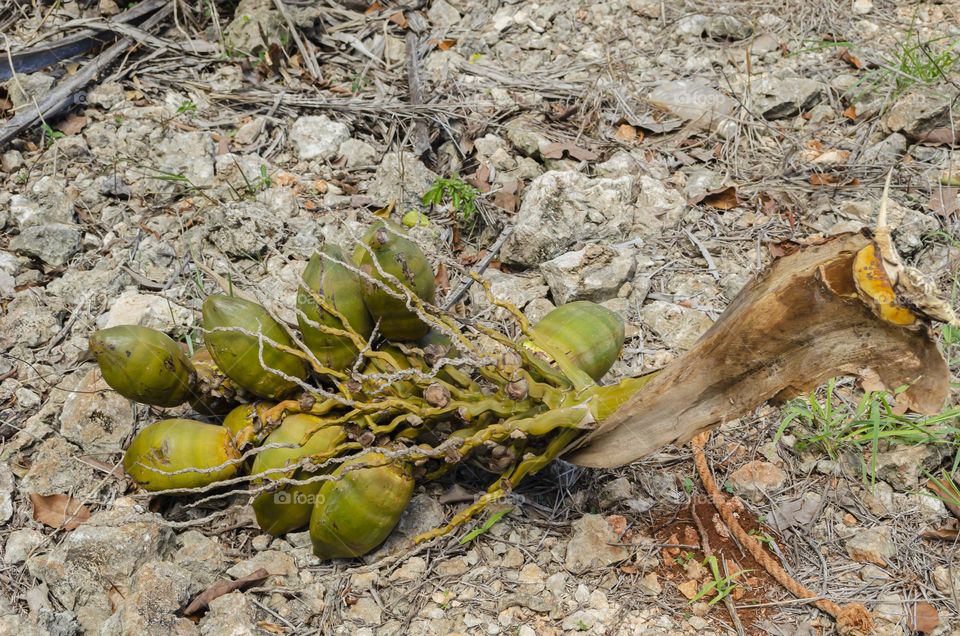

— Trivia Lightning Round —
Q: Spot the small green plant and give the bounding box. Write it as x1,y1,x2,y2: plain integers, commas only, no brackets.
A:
775,379,960,483
422,176,480,223
880,32,960,94
459,508,510,544
176,100,197,116
691,556,748,607
41,123,65,144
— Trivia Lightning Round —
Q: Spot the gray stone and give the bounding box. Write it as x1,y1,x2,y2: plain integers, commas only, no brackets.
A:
96,288,193,334
469,269,549,317
540,244,637,304
1,149,23,172
505,120,550,158
846,526,896,566
427,0,461,27
705,15,752,40
21,436,99,496
874,444,940,492
366,152,439,211
27,505,174,633
234,117,266,145
226,549,297,581
290,115,351,161
173,531,226,587
370,494,445,559
6,72,55,109
633,175,687,236
200,591,256,635
156,131,216,186
339,138,378,167
0,294,58,349
4,529,46,564
564,514,629,574
109,561,200,636
523,298,555,324
10,223,81,267
648,80,738,138
726,460,787,503
750,77,822,119
0,464,13,524
207,201,285,257
86,82,125,109
861,133,907,166
884,90,952,137
503,171,636,267
59,368,134,455
639,300,713,350
223,0,283,53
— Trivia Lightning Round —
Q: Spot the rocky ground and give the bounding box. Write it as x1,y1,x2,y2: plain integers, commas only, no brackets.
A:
1,0,960,634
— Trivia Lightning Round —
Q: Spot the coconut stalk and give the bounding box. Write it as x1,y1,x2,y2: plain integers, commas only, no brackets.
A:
568,202,955,466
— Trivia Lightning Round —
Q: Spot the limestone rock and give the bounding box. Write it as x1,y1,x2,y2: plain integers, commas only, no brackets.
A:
59,367,134,455
365,152,439,211
846,526,896,566
200,591,257,635
639,300,713,350
290,115,351,161
26,505,175,633
5,529,46,564
726,461,787,503
21,436,99,497
884,90,952,138
10,224,81,267
564,514,629,574
540,244,637,304
96,289,193,334
750,77,823,119
502,171,636,267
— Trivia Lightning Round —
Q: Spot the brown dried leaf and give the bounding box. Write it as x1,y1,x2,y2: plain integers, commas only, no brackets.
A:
916,127,959,146
842,105,857,121
387,11,407,28
701,186,740,210
539,142,599,161
614,124,638,143
837,47,864,69
434,261,449,294
57,113,88,136
908,602,939,634
928,186,959,218
30,493,91,530
183,568,269,616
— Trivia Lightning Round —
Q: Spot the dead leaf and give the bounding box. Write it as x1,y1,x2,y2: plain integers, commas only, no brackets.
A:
768,495,820,532
916,128,960,146
837,48,864,69
677,579,699,600
57,113,88,136
908,602,939,634
841,105,857,121
363,1,382,14
183,568,269,616
387,11,407,28
539,142,599,162
614,124,639,143
30,493,91,530
921,522,960,541
434,262,449,294
810,172,838,186
928,186,959,218
428,38,457,51
701,185,740,210
624,115,684,134
257,623,286,634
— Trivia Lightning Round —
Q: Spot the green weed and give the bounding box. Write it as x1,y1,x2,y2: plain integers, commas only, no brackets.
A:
423,176,480,223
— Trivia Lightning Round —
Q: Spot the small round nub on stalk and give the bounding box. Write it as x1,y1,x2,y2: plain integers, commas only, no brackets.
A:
423,383,451,408
505,379,529,401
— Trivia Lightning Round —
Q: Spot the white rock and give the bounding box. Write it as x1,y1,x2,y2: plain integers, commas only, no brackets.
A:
469,269,549,317
427,0,461,28
853,0,873,14
97,288,192,333
564,514,629,574
540,244,637,304
727,461,787,503
60,367,134,454
291,115,351,161
639,300,713,350
846,526,896,566
339,138,378,168
200,591,256,635
157,131,216,186
4,529,45,564
0,465,14,524
502,171,636,267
